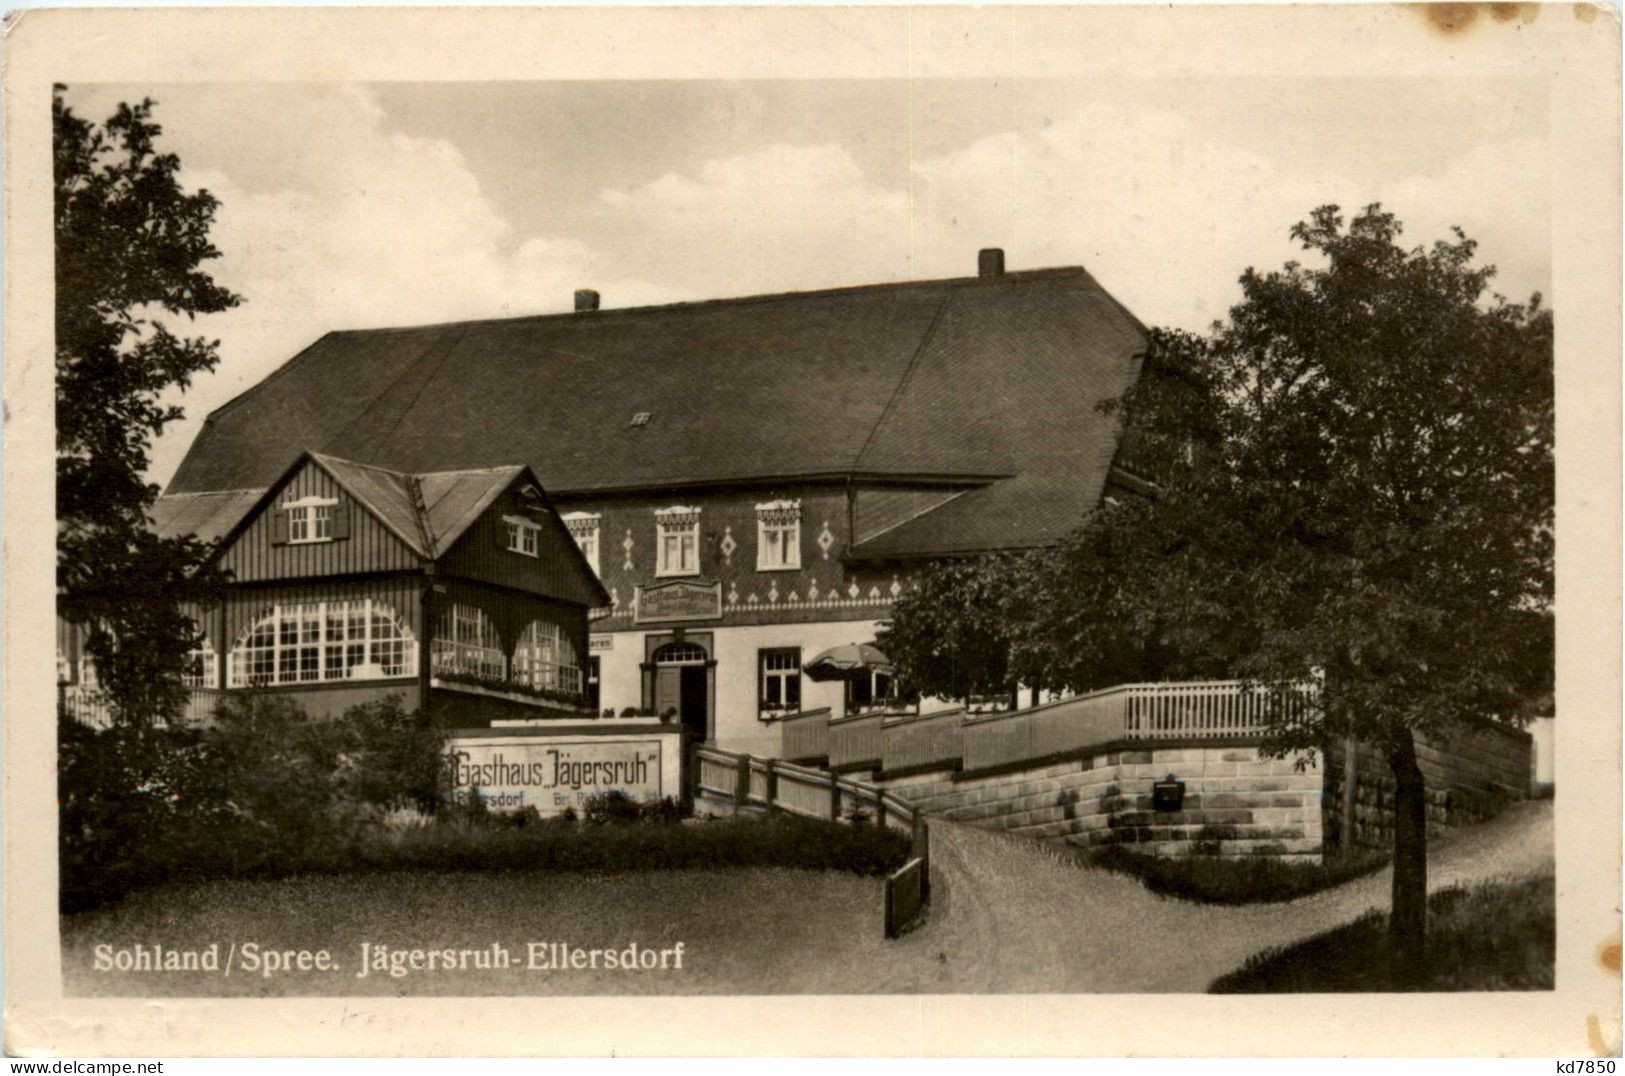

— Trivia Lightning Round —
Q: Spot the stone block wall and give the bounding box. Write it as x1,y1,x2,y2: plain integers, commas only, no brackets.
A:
1318,720,1532,850
878,744,1325,861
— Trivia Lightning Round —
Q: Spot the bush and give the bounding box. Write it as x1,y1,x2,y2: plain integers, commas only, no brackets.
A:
351,811,911,876
59,691,449,911
1210,875,1555,992
1081,843,1388,904
58,711,226,912
62,690,903,911
639,796,690,824
582,789,644,825
340,696,451,814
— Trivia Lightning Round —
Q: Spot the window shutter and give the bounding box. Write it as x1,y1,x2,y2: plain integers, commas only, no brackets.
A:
331,505,351,540
495,518,508,551
270,508,290,545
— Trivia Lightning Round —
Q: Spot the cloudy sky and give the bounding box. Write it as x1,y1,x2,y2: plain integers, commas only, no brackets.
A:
61,78,1550,488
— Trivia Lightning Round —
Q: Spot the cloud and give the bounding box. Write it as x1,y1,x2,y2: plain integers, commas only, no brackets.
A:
132,85,668,486
1375,136,1550,304
594,101,1548,334
600,142,915,297
127,87,1547,487
906,104,1355,328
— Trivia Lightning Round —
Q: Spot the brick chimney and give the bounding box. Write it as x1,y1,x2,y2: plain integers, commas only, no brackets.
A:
574,289,600,312
977,248,1005,277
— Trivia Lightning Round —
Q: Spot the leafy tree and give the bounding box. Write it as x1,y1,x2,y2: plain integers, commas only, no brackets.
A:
1074,205,1552,981
55,85,239,723
880,205,1553,983
878,557,1024,705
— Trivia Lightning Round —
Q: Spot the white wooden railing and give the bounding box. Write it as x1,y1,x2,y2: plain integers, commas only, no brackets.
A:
783,677,1321,775
1121,678,1318,739
691,742,931,938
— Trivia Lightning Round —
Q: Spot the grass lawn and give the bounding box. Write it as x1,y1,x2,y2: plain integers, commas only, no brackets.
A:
1209,874,1555,992
1077,844,1389,905
61,866,946,996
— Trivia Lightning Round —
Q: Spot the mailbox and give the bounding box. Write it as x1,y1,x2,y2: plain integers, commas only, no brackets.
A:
1151,775,1186,812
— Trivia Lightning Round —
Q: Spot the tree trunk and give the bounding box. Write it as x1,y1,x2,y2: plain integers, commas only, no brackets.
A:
1387,732,1428,986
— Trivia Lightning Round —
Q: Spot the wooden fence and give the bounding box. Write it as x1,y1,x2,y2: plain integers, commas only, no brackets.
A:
691,742,931,939
880,707,966,773
780,706,833,764
826,710,885,771
780,678,1319,775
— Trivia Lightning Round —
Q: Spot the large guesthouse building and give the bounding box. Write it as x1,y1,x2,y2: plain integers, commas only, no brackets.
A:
148,250,1150,755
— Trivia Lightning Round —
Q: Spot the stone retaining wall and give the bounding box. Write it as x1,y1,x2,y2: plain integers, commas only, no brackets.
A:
1323,721,1533,850
868,721,1531,861
875,744,1325,861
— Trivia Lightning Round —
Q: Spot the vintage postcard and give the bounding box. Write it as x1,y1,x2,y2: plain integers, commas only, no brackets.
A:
4,3,1620,1058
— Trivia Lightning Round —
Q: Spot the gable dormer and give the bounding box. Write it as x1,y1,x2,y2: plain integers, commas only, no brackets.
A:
214,457,419,582
436,472,609,610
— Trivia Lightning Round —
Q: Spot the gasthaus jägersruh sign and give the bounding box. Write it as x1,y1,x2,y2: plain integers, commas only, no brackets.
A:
447,725,685,814
634,579,721,624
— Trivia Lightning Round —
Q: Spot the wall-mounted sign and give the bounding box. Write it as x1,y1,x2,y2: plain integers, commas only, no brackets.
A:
588,634,615,652
635,579,722,624
446,735,673,815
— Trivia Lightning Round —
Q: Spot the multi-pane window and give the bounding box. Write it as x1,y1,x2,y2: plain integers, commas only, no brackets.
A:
286,497,338,544
756,500,801,570
228,600,416,687
562,512,601,575
431,603,506,681
512,620,583,695
504,516,540,557
849,669,897,712
654,506,701,577
182,638,218,688
759,647,802,715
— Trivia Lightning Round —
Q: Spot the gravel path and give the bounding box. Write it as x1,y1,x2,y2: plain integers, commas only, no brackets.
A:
883,799,1555,992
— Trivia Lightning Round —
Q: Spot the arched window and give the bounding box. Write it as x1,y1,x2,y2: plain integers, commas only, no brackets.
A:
431,603,505,681
513,620,582,694
228,600,416,687
183,637,219,689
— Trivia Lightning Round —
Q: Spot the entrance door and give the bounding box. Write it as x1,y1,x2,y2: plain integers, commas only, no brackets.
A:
651,641,710,743
679,665,709,742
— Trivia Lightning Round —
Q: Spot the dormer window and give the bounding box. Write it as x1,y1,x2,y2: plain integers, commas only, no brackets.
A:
654,505,701,577
756,499,801,571
503,516,541,557
284,495,339,544
561,512,601,575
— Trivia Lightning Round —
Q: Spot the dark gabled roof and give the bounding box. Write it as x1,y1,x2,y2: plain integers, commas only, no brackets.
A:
150,489,264,545
156,452,532,562
167,264,1148,555
309,452,527,559
154,453,608,604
